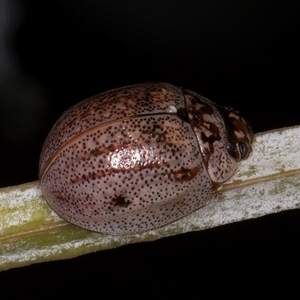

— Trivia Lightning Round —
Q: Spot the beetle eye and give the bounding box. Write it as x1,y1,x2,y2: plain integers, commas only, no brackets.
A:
239,142,248,159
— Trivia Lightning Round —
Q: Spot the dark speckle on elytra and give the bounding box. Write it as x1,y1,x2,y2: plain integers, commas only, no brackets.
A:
111,195,131,207
173,166,200,182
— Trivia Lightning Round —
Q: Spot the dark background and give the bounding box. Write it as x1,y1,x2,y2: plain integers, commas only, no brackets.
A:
1,1,300,298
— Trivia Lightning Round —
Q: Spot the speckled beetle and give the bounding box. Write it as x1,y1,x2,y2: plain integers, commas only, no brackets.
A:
39,82,253,235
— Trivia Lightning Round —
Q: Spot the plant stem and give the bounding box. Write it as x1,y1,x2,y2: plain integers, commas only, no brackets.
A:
1,126,300,271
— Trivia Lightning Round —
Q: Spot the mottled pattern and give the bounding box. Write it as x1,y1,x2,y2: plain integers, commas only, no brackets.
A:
184,90,238,184
217,106,253,161
40,82,252,235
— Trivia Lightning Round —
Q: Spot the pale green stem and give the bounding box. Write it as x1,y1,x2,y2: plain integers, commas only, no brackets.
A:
1,126,300,271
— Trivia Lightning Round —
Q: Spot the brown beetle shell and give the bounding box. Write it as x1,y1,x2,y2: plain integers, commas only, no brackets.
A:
39,82,252,235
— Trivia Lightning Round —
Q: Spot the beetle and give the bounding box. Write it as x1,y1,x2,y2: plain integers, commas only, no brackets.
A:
39,82,253,235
